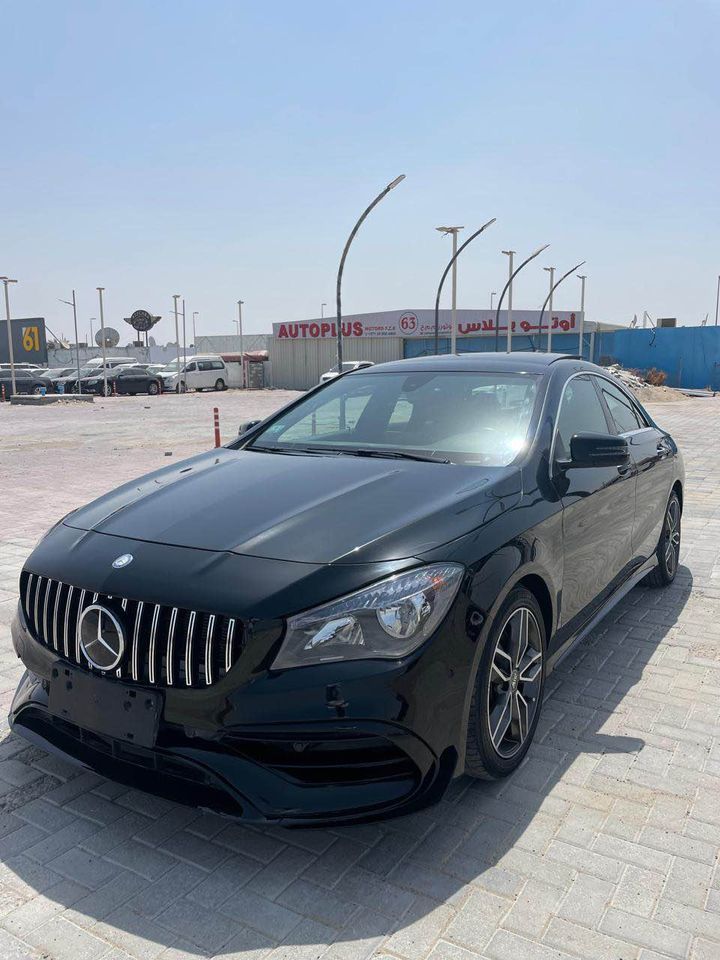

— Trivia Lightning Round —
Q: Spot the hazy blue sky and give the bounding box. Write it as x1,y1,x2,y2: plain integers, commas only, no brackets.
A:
2,0,718,342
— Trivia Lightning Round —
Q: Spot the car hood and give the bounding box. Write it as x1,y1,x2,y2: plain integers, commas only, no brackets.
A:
63,447,522,564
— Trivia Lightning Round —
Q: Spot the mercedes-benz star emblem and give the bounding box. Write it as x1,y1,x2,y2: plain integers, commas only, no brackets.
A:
78,605,125,671
112,554,133,569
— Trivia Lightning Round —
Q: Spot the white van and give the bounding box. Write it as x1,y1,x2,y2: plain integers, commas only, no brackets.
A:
161,355,228,393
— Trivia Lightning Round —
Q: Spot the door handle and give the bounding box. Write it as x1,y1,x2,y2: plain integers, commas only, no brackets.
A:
656,442,671,459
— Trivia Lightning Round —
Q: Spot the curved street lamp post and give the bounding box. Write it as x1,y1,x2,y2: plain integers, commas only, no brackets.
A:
577,275,587,358
538,261,586,352
336,175,406,368
433,218,497,355
58,291,82,393
493,245,550,352
1,278,18,396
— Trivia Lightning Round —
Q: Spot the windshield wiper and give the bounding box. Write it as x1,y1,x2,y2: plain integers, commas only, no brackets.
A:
349,448,450,464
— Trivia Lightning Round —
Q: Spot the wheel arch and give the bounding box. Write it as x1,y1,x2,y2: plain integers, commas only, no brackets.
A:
671,479,683,513
455,561,557,777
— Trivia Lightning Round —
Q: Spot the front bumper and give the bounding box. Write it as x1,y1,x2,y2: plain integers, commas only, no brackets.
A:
10,601,460,826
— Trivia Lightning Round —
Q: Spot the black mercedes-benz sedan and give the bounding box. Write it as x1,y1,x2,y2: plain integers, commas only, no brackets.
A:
10,353,684,825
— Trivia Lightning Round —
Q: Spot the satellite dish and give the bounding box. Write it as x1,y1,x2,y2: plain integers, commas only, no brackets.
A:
96,326,120,348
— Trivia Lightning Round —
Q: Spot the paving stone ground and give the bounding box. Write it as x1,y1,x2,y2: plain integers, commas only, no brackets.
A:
0,390,719,960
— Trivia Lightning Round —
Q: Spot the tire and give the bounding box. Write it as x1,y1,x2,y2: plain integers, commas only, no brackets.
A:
147,382,159,396
645,491,681,588
214,379,225,391
32,385,43,395
465,587,546,779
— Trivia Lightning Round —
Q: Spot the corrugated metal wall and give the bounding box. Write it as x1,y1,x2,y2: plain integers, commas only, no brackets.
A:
269,338,403,389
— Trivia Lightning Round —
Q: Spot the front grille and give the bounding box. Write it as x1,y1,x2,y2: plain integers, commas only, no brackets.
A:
20,572,243,689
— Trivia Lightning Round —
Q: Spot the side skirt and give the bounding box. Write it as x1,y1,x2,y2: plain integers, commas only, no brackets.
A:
546,556,658,675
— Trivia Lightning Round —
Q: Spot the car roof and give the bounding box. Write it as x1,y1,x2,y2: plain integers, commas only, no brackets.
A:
358,352,598,375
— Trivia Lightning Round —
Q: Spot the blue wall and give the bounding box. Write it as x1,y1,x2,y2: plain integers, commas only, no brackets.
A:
404,327,720,390
592,327,720,390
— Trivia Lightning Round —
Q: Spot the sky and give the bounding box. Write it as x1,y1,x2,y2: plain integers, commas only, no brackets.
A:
1,0,719,344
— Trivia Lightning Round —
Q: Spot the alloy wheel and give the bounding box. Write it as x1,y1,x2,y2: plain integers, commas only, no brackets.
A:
487,606,543,758
664,497,681,577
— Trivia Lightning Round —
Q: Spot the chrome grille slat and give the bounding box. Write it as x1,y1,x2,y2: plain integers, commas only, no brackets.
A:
42,579,52,648
131,602,144,682
63,586,73,657
204,615,215,686
24,574,34,622
75,589,87,661
148,604,160,685
33,576,43,636
166,607,178,686
185,611,196,687
19,572,241,690
225,619,235,673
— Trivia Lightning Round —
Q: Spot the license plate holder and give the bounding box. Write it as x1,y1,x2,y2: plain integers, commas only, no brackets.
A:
48,662,162,749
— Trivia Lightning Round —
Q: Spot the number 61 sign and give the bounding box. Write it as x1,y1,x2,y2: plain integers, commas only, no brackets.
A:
22,326,40,352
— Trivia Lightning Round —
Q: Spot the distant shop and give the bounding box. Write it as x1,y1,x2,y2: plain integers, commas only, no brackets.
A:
269,308,604,390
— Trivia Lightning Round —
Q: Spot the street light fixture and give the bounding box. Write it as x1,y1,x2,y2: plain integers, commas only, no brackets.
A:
58,291,82,393
172,295,181,390
577,275,587,357
336,174,406,368
96,287,108,397
435,226,464,354
501,252,515,353
433,218,497,354
0,277,18,396
494,245,551,352
538,261,587,353
237,300,245,388
543,266,555,351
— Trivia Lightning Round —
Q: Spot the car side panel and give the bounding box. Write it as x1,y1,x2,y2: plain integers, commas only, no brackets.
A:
626,428,677,560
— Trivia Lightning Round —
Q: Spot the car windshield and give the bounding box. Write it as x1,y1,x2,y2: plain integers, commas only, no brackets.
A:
248,370,540,466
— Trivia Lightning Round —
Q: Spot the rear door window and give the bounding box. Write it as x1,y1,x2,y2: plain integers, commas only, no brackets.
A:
598,380,646,433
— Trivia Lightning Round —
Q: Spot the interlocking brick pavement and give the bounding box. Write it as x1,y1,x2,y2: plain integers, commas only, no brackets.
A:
1,390,719,960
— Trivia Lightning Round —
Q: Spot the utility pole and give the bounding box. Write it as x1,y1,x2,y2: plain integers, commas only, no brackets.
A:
544,267,556,352
172,295,181,390
182,299,187,367
96,287,108,397
336,175,405,368
237,300,245,388
436,226,464,353
1,277,18,396
502,252,515,353
578,275,587,358
192,311,198,345
59,291,82,393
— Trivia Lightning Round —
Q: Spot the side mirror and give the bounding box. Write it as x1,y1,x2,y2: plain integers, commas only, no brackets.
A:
238,419,261,436
568,433,629,468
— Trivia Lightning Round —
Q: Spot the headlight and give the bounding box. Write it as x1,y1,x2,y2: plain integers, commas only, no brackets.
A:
272,563,464,669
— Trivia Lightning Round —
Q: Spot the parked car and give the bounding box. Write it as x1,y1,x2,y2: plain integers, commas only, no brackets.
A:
10,353,684,825
34,366,76,379
319,360,373,383
0,362,44,371
160,355,227,392
82,366,163,396
0,370,54,396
